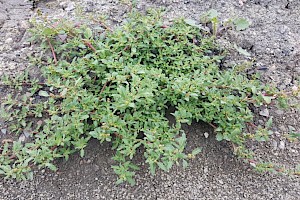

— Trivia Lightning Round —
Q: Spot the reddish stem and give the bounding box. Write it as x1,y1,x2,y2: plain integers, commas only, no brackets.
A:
84,40,97,52
208,122,217,129
47,38,58,64
100,81,110,94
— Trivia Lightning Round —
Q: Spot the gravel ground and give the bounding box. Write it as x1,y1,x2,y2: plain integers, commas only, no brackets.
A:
0,0,299,199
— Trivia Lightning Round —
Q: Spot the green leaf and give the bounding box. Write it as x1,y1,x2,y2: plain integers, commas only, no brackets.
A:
182,159,188,169
288,132,300,139
84,28,93,39
60,88,68,96
149,163,156,175
216,133,223,141
208,9,218,18
265,117,273,128
80,149,85,157
78,43,86,49
129,163,140,170
38,90,49,97
26,171,34,180
185,18,197,26
175,133,186,145
192,147,202,156
116,178,124,185
184,18,205,30
251,86,257,94
157,162,167,171
42,28,55,36
45,163,57,171
234,44,251,56
127,177,136,186
262,95,273,104
233,18,250,31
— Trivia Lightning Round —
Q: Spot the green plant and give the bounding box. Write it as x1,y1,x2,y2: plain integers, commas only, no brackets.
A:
0,9,297,184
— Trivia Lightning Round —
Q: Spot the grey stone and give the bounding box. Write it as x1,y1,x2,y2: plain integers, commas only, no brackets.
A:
23,130,30,138
5,38,13,44
18,134,26,143
272,140,278,150
65,2,75,11
259,108,269,117
203,166,209,174
288,125,296,131
278,141,285,150
1,128,7,135
204,132,209,138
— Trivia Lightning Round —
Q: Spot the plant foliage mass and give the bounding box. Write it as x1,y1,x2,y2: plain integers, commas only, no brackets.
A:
0,10,280,184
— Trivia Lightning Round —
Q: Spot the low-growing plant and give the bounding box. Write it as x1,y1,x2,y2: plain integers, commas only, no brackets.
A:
0,9,298,184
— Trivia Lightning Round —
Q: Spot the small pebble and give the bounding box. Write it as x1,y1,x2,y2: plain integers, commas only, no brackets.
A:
287,125,295,131
86,159,92,164
5,38,13,44
291,85,298,91
65,2,75,11
204,132,209,138
18,134,26,143
259,108,269,117
23,130,30,137
203,166,209,174
272,140,278,150
1,129,7,135
278,141,285,150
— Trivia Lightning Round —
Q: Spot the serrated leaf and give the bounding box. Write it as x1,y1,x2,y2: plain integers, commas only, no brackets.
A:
38,90,49,97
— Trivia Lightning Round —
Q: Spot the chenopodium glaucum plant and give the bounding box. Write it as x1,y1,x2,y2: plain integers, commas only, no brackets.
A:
0,9,279,184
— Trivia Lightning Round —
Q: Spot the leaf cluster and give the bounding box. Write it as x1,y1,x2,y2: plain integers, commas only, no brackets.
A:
0,10,285,184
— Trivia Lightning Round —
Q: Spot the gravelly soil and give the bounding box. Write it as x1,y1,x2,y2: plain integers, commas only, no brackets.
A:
0,0,299,199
